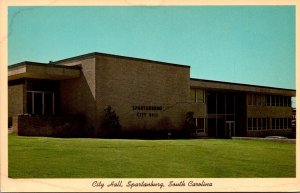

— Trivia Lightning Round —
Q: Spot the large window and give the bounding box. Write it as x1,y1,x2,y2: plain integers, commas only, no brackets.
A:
27,91,55,115
190,88,205,103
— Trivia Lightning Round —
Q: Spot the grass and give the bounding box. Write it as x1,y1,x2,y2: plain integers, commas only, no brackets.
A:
8,134,295,178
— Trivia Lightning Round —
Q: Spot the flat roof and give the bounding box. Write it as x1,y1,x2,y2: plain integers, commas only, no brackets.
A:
9,61,81,70
53,52,190,69
8,62,81,81
190,78,296,96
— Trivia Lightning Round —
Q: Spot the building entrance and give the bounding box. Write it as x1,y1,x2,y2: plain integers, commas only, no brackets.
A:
206,91,236,138
225,121,235,138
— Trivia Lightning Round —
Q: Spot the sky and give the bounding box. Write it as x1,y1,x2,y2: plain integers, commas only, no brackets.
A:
8,6,295,91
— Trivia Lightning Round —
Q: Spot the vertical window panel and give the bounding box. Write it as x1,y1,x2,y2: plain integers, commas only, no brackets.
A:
272,118,276,129
253,118,257,130
248,118,252,130
196,89,204,103
257,95,261,106
190,88,196,102
248,94,252,105
258,118,261,130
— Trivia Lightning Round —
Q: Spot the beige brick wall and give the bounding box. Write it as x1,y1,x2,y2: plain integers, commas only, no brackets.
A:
247,106,292,118
8,84,24,117
58,55,192,132
94,55,191,131
59,58,97,129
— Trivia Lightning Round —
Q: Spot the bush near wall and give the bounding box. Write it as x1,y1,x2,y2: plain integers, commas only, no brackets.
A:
14,115,86,137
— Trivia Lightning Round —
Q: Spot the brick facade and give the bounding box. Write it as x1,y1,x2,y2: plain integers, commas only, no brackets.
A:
8,52,296,138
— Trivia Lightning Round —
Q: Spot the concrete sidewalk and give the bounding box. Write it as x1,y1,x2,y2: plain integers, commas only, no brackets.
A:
232,137,296,144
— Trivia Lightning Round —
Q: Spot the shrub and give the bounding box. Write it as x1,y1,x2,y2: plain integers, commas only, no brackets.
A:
183,112,196,138
102,105,121,137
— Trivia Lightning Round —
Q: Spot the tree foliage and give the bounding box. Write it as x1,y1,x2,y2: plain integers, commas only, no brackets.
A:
102,105,121,131
184,112,196,135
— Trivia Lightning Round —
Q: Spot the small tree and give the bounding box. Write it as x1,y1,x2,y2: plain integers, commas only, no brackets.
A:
184,112,197,137
102,106,121,133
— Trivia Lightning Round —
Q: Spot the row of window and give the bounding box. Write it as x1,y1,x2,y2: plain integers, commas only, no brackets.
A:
247,117,292,130
190,88,205,103
248,94,291,107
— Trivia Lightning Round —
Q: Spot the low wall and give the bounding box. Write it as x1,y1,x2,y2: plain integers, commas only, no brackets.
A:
13,115,85,137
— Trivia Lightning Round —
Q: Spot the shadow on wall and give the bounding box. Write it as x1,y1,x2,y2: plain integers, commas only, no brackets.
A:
60,69,97,134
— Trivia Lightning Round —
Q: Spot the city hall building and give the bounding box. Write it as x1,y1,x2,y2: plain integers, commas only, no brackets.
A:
8,52,296,138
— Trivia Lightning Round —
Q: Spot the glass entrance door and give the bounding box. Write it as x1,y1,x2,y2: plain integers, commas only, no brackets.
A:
225,121,235,138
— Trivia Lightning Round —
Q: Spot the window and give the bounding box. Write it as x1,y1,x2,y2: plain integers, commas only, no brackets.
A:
272,118,276,129
190,88,196,102
276,118,280,129
280,118,284,129
266,95,271,106
272,95,276,106
196,89,205,103
26,91,55,115
287,97,291,107
253,118,257,130
288,118,291,128
253,94,257,106
261,95,266,106
248,118,252,130
191,88,205,103
262,118,267,130
248,94,253,105
196,118,205,133
283,118,287,129
257,118,261,130
257,95,261,106
269,95,272,106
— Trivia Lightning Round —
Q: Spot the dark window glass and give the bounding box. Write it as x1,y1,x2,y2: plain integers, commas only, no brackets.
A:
26,92,32,114
253,118,257,130
280,118,284,129
272,118,276,129
227,94,235,114
248,118,252,130
276,118,280,129
272,95,276,106
287,97,291,107
248,94,252,105
197,118,205,132
261,95,266,106
207,92,217,114
253,95,257,106
217,93,225,114
257,95,261,106
262,118,266,130
257,118,261,130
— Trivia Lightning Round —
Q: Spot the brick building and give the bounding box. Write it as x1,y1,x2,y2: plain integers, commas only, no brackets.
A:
8,52,296,138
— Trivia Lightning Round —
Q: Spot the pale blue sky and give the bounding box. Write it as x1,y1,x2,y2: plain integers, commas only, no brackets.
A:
8,6,295,90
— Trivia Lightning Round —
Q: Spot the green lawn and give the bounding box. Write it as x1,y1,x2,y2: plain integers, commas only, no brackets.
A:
8,134,295,178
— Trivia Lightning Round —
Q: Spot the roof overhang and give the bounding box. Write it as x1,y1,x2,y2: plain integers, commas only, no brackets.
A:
190,78,296,96
8,62,81,81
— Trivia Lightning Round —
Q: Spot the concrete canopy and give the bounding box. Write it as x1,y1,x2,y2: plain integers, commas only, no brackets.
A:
8,62,81,81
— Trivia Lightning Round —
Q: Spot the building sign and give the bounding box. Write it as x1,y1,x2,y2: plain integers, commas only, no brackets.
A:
132,105,163,118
